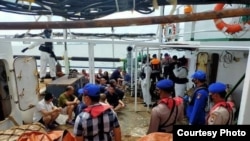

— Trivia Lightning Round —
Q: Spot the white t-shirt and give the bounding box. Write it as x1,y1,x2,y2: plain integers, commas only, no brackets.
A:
33,99,54,122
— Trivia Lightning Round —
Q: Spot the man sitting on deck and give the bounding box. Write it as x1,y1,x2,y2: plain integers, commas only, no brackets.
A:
33,92,62,129
58,85,80,125
105,85,125,112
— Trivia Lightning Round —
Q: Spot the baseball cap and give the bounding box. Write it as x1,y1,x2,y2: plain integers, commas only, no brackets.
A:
78,83,91,95
156,79,174,90
78,83,100,97
191,70,206,80
208,82,226,93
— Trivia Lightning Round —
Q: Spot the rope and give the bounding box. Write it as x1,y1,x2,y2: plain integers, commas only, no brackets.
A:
114,0,120,12
225,73,245,100
169,0,177,15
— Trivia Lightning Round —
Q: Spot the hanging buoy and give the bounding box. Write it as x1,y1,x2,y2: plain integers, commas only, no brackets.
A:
213,3,250,34
184,5,193,14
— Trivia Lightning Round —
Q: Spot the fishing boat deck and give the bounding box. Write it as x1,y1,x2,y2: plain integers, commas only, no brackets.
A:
38,79,150,140
39,79,51,93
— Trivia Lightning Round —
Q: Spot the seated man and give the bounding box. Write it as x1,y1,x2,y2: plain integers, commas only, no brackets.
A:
105,85,125,111
109,79,125,100
58,85,80,125
33,92,62,129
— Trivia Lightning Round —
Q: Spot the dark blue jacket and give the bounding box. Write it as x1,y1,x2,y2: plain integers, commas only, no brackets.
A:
186,87,208,125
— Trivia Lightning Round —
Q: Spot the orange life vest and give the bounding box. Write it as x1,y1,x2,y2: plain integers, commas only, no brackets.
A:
84,104,112,118
150,58,161,71
157,97,183,132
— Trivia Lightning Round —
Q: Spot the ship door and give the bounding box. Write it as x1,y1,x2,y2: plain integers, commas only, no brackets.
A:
13,57,39,111
0,60,11,121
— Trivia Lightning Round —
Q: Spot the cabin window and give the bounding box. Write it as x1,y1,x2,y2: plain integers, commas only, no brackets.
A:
0,60,11,121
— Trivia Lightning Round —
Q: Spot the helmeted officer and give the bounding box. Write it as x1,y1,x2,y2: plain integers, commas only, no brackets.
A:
186,70,209,125
207,82,235,125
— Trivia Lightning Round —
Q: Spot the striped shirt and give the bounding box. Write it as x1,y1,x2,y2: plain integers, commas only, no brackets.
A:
73,104,120,141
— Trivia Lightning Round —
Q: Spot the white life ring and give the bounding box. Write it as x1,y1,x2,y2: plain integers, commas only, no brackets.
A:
164,24,176,41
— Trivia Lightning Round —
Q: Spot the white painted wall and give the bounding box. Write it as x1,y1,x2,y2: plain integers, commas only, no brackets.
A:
187,48,248,107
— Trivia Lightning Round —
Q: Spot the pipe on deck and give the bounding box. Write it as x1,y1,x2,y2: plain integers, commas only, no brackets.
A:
13,55,122,62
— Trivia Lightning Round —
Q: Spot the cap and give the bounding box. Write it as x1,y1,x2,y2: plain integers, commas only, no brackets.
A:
208,82,226,93
78,83,90,95
156,79,174,90
191,70,206,80
79,83,100,97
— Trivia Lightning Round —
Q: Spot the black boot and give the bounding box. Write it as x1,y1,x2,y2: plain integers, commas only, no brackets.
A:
40,77,44,82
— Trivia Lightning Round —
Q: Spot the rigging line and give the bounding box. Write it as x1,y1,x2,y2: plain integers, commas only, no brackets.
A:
133,0,135,11
169,0,177,15
114,0,119,12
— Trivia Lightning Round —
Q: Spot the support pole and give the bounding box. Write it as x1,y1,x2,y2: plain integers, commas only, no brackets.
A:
146,47,150,111
190,6,197,41
88,43,95,84
111,27,115,68
238,50,250,124
134,46,138,112
63,18,70,75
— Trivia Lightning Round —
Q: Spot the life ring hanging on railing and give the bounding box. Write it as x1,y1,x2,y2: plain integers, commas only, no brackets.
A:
213,3,250,34
164,23,176,41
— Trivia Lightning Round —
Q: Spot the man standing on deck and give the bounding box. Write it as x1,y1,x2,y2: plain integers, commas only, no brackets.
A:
21,29,57,82
207,82,235,125
150,54,162,83
173,56,189,97
186,70,209,125
140,57,152,107
147,79,184,133
74,84,121,141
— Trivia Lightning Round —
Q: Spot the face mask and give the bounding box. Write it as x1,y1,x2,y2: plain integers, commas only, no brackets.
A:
209,95,213,102
192,79,197,85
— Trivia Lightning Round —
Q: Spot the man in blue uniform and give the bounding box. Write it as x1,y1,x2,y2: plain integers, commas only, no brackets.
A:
186,70,209,125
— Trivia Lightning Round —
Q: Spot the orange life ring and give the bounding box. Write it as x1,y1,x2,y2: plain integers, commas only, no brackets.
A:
213,4,250,34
